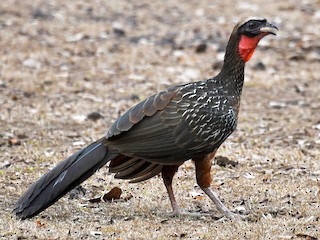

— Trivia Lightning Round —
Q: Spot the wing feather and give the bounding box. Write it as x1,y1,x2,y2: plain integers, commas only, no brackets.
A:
107,86,179,139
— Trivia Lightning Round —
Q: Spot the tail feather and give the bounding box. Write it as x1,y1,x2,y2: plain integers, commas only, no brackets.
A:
13,139,117,219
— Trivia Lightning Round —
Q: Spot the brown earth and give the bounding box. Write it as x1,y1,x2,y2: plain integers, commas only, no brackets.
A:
0,0,319,239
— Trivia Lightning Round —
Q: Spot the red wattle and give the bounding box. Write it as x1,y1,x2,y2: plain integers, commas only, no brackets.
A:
239,35,261,62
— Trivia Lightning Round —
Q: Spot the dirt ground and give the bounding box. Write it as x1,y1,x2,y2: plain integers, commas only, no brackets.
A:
0,0,319,239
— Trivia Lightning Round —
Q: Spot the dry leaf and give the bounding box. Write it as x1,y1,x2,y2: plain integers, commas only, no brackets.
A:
195,196,205,200
8,137,21,146
103,187,122,202
215,156,238,167
36,219,46,228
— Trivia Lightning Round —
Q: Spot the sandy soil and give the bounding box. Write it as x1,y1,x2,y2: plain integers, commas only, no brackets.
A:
0,0,319,239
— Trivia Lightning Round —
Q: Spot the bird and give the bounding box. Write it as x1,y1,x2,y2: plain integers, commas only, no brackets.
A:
13,17,277,220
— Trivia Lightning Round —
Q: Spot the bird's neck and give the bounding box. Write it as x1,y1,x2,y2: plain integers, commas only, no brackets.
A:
215,35,246,96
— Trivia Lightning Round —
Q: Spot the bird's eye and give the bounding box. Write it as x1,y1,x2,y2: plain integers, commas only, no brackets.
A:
248,21,258,29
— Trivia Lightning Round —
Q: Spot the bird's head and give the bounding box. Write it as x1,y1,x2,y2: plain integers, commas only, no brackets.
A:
233,17,278,62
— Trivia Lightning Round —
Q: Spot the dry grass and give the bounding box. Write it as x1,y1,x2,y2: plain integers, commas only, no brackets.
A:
1,0,319,239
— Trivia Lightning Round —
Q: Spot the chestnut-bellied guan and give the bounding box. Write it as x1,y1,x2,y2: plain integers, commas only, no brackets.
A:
13,17,277,220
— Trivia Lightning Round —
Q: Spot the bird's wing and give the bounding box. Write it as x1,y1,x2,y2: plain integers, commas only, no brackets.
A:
106,85,180,138
106,83,237,164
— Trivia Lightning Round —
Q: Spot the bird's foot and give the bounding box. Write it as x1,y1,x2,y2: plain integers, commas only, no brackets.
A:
220,210,243,222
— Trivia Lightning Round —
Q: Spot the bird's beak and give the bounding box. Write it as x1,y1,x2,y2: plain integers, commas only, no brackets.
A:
260,22,278,35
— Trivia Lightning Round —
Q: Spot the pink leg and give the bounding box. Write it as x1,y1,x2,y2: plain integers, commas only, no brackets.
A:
162,165,180,215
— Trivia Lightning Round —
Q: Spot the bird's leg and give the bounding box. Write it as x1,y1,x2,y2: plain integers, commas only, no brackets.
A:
194,152,237,220
162,165,181,215
201,187,236,220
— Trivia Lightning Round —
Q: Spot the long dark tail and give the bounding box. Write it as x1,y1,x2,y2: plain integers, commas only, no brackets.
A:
13,138,117,219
